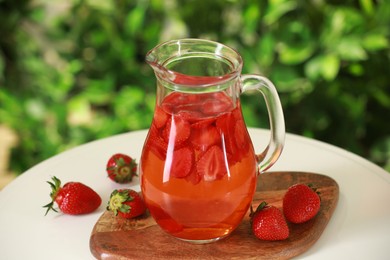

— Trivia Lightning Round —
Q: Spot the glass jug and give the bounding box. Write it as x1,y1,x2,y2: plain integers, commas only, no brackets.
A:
140,39,285,244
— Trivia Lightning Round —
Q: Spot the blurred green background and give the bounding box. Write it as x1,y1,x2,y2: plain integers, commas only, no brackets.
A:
0,0,389,177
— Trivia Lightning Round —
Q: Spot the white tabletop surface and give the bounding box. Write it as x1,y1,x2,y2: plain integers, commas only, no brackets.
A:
0,128,389,260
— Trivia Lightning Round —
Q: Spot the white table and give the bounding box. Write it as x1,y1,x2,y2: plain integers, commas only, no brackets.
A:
0,128,389,259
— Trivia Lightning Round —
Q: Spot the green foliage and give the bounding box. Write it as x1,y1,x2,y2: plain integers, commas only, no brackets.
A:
0,0,389,174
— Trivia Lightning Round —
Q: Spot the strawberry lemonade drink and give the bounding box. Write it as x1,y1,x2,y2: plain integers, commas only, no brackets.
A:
141,91,257,243
140,39,285,243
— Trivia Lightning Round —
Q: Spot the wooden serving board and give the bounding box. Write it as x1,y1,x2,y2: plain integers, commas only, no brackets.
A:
90,171,339,259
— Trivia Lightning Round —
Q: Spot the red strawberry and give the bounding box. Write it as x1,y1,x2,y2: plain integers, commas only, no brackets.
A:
44,176,101,215
283,183,321,224
170,147,194,178
107,189,146,219
106,153,138,183
250,201,289,241
197,145,227,181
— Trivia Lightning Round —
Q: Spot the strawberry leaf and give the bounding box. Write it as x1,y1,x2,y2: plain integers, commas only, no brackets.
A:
43,176,62,216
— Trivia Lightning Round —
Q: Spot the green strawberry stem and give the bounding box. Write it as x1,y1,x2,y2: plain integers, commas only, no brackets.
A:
43,176,62,216
250,201,268,218
106,190,133,215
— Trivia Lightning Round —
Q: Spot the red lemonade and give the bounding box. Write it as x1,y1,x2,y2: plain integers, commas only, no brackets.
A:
140,91,258,242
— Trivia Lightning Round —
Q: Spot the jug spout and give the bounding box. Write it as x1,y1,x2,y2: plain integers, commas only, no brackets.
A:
145,47,174,83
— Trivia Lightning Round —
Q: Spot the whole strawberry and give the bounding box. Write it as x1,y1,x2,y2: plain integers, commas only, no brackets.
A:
250,201,289,241
107,189,146,219
283,183,321,224
44,176,101,215
106,153,138,183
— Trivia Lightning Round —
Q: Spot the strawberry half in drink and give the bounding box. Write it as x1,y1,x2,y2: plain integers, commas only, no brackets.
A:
140,91,257,241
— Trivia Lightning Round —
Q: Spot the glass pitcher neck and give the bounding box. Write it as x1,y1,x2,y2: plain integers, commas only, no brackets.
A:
146,39,243,92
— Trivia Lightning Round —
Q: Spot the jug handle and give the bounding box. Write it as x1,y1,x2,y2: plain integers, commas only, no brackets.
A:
241,75,285,174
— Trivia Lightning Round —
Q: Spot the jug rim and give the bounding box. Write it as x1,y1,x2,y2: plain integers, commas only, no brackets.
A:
146,38,243,88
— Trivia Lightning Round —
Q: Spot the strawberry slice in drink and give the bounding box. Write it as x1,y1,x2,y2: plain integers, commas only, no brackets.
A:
170,147,194,178
162,115,191,147
201,92,234,116
145,125,168,160
197,145,227,181
162,92,202,114
190,117,216,129
176,110,205,124
216,113,236,151
153,106,169,129
185,168,202,185
191,124,221,152
234,119,250,152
